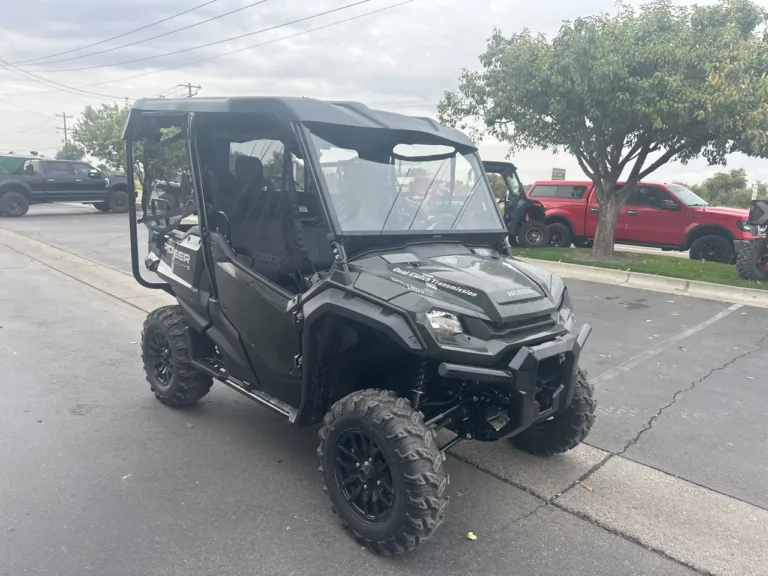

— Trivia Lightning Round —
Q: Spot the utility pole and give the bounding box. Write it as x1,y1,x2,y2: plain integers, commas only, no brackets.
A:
55,112,73,146
177,83,201,98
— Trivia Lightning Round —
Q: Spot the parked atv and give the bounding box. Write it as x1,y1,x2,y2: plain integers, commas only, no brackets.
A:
484,161,549,248
736,199,768,280
123,97,596,555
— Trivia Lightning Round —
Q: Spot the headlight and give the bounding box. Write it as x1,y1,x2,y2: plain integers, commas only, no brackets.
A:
558,289,574,328
426,310,463,337
737,220,758,234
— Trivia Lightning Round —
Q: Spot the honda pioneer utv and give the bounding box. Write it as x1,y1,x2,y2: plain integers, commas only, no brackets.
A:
736,197,768,280
123,97,596,555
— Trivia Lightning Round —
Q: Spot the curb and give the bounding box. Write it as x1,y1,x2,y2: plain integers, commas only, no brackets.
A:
519,257,768,309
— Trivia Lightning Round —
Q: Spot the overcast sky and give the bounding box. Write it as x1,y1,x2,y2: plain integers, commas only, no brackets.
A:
1,0,765,184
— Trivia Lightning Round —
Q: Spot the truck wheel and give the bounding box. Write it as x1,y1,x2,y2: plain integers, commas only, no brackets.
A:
512,369,596,456
0,191,30,218
318,389,449,555
736,240,768,281
93,202,111,212
689,235,733,264
141,305,213,407
517,220,550,248
107,189,130,213
548,222,572,247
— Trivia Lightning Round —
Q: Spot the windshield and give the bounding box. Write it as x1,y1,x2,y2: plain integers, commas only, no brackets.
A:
666,184,709,207
306,127,504,233
504,171,525,199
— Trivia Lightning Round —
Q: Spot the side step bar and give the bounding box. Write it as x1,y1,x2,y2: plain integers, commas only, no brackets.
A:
191,359,296,419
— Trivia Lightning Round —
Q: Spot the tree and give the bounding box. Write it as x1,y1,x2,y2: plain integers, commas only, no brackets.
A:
72,103,129,173
55,143,85,161
488,173,508,200
72,102,188,186
439,0,768,256
679,169,767,208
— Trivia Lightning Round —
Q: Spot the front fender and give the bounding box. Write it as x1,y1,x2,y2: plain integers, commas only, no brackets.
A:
293,287,423,426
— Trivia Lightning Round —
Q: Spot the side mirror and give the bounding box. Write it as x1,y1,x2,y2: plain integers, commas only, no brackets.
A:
661,199,681,211
88,169,102,179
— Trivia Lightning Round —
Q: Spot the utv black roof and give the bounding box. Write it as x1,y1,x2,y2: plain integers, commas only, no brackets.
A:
482,160,518,173
123,96,477,151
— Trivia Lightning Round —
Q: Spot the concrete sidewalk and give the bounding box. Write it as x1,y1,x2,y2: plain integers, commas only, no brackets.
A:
1,226,767,575
521,256,768,308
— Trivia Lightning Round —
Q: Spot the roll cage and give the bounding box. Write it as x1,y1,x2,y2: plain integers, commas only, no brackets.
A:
123,97,504,293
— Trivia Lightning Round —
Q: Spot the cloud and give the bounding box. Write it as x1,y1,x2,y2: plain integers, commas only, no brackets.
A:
0,0,763,184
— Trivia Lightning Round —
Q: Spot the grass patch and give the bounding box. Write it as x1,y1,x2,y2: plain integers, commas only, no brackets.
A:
512,246,768,291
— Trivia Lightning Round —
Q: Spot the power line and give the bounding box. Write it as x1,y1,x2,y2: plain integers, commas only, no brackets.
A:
0,96,53,118
33,0,373,74
0,58,131,101
13,0,220,65
68,0,415,90
0,0,415,98
0,117,56,137
26,0,271,68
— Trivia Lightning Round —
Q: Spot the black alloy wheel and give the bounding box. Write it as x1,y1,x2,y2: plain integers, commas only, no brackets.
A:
699,242,723,261
527,227,544,244
689,234,733,264
333,429,395,523
148,330,174,391
547,222,572,248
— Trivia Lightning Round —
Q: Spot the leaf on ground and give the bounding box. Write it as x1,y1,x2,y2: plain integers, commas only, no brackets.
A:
582,483,594,492
466,531,477,541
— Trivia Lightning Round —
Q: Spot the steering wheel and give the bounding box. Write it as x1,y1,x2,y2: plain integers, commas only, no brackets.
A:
425,213,459,231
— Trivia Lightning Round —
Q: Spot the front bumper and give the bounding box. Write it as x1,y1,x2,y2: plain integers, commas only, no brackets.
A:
438,323,591,440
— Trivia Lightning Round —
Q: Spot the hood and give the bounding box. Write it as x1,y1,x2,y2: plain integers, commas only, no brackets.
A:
694,205,749,218
350,244,561,324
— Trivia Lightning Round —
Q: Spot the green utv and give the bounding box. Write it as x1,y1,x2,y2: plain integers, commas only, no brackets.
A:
123,97,596,555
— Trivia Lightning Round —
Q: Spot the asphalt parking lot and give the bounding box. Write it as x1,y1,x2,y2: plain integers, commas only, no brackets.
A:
1,204,766,575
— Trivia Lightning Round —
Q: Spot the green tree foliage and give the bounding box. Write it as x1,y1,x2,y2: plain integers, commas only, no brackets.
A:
679,169,767,208
71,104,129,173
439,0,768,255
54,143,85,161
72,103,188,186
488,173,508,200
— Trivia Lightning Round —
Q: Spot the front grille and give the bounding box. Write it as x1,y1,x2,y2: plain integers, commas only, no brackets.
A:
485,313,557,338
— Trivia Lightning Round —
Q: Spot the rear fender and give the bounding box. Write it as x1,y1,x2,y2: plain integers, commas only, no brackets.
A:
0,180,32,199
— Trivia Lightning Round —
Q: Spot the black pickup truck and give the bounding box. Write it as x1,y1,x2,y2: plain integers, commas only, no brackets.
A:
0,153,130,217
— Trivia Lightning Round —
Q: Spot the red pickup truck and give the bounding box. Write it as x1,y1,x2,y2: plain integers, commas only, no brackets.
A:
528,180,759,263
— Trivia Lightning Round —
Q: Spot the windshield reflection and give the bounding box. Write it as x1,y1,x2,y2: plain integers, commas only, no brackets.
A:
307,128,504,233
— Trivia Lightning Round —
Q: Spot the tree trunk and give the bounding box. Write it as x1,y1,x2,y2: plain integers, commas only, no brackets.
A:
592,188,622,257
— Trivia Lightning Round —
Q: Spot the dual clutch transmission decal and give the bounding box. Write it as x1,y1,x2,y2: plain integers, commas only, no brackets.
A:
391,266,479,298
